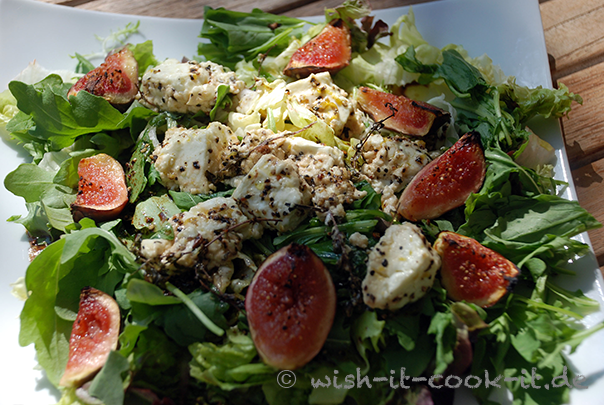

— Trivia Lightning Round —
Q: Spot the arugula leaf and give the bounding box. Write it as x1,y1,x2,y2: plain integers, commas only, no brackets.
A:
126,121,160,203
169,189,234,211
4,163,57,203
18,225,136,385
396,47,581,151
18,239,71,386
198,7,307,69
427,311,457,374
126,278,182,306
471,294,604,404
209,84,232,120
8,76,126,148
148,289,230,346
73,52,96,74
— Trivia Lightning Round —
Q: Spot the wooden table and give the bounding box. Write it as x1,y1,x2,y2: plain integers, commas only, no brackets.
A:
34,0,604,275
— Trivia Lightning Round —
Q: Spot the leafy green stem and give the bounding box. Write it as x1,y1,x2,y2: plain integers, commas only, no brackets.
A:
166,282,225,336
515,295,584,319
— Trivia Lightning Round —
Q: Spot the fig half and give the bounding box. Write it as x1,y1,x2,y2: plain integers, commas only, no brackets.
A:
245,243,336,370
71,153,129,223
434,232,520,308
59,287,121,387
397,131,486,221
356,86,450,136
68,46,139,107
283,19,351,79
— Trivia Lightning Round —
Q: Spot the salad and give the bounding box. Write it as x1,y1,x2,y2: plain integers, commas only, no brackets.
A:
1,1,603,405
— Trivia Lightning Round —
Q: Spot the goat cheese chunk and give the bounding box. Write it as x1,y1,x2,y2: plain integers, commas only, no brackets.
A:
232,153,311,233
360,134,431,215
152,122,235,194
148,197,262,273
139,59,245,114
362,223,441,310
284,137,365,218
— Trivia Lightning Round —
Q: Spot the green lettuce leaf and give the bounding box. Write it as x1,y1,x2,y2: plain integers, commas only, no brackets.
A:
189,327,276,390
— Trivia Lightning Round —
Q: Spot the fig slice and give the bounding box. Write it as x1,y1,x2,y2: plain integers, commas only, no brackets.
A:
397,131,486,221
71,153,129,223
68,46,139,107
59,287,121,387
356,86,450,136
245,243,336,370
434,231,520,308
283,19,351,79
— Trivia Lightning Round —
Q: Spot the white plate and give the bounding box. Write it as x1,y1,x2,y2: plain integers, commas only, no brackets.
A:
0,0,602,404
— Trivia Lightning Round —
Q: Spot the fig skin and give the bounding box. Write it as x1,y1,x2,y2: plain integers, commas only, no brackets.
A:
59,287,121,387
68,46,139,107
397,131,486,222
245,243,337,370
434,231,520,308
356,86,450,136
284,19,351,79
71,153,129,223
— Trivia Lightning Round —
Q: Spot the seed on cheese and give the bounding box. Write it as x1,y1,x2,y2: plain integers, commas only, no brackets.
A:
139,59,245,114
229,128,287,177
151,197,262,272
284,136,365,218
359,134,431,215
362,223,441,310
232,154,312,233
152,122,236,195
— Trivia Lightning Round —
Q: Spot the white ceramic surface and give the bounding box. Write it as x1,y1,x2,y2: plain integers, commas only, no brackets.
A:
0,0,602,404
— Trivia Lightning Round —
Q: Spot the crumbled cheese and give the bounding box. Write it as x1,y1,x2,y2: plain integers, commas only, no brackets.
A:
140,239,173,261
213,264,235,294
349,232,369,249
231,128,287,175
154,197,262,271
362,223,441,310
284,137,365,218
359,134,431,215
152,122,236,194
232,154,312,233
139,59,245,114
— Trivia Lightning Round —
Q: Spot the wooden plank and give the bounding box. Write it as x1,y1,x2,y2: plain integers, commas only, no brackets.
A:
36,0,435,19
541,0,604,79
281,0,437,18
572,157,604,268
71,0,286,18
557,61,604,169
